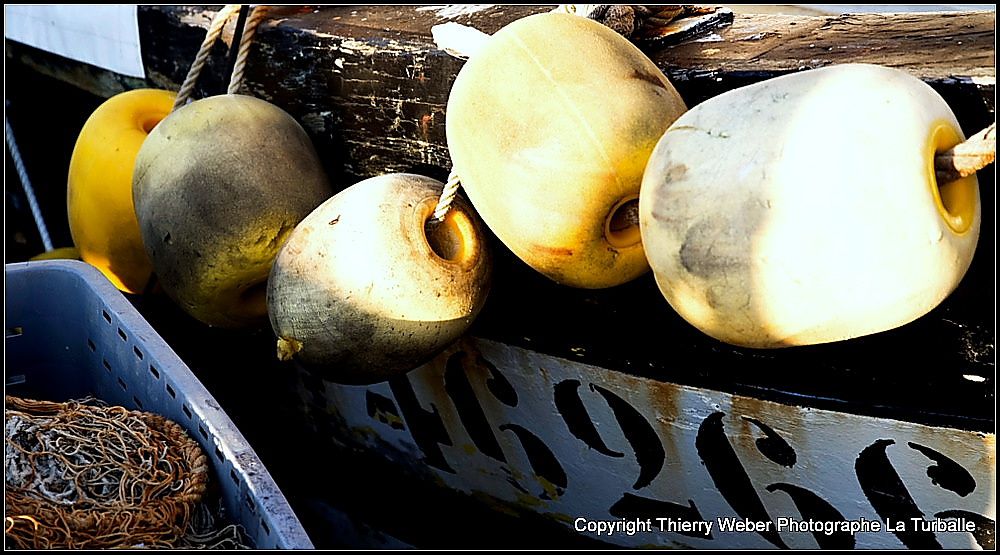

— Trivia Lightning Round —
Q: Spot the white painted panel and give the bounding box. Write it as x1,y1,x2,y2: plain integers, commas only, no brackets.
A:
5,5,145,78
298,338,996,549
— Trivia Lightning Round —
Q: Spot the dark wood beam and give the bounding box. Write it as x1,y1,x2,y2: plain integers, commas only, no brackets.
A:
6,6,994,182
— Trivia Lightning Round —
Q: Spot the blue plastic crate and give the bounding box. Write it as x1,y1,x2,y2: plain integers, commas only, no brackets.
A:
5,260,313,549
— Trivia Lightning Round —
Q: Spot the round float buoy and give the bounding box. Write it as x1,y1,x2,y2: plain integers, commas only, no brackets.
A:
132,94,332,328
446,12,687,288
639,63,981,348
68,89,175,293
267,173,492,384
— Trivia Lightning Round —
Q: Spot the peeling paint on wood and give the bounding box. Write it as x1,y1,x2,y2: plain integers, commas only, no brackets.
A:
415,5,498,19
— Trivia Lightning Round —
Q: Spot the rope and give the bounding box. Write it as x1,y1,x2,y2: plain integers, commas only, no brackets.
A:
936,122,996,184
172,4,241,111
225,5,252,81
431,170,463,223
228,5,271,95
4,114,53,252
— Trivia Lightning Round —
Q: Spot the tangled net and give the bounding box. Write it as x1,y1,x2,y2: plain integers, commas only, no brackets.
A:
4,395,209,549
178,499,252,550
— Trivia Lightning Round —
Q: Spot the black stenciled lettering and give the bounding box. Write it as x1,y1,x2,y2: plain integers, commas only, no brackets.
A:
855,439,940,549
554,379,624,458
388,375,455,473
743,416,796,468
499,423,567,499
906,442,991,549
907,442,976,497
935,510,995,550
439,351,563,499
766,483,854,549
591,384,664,490
365,390,405,430
481,355,517,407
609,493,712,539
444,352,506,463
696,412,789,549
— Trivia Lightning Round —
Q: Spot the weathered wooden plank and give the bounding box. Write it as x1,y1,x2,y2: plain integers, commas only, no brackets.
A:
654,11,995,115
656,11,994,81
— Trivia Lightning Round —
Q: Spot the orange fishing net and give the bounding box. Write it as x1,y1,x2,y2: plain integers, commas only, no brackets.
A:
4,395,209,549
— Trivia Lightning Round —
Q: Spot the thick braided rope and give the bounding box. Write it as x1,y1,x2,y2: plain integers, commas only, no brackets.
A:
172,4,241,111
936,122,996,184
4,115,53,251
227,5,271,95
431,171,462,222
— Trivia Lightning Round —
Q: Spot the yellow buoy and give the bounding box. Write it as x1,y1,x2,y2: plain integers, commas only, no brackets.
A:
68,89,175,293
446,12,687,288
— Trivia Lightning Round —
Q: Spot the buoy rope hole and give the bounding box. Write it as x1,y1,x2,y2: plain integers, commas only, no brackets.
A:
934,122,996,185
929,123,981,235
605,196,642,249
425,200,476,266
